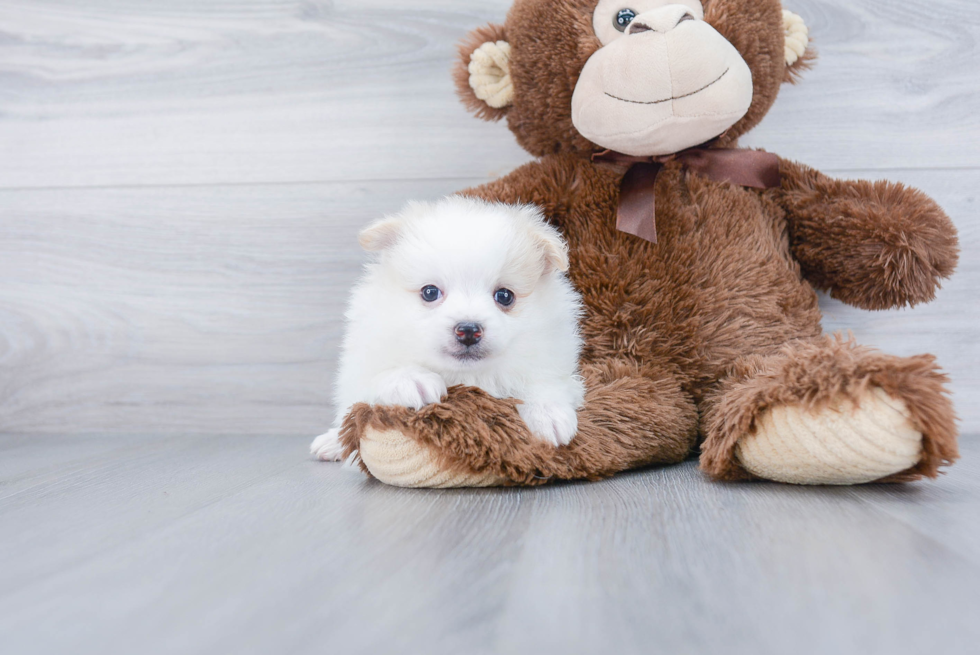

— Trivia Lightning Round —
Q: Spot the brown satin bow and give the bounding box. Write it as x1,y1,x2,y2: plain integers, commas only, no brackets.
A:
592,147,782,244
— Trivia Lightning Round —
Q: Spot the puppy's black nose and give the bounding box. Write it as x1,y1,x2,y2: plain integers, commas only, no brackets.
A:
454,322,483,347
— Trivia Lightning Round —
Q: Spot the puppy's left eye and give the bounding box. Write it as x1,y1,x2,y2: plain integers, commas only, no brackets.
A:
421,285,442,302
494,288,515,307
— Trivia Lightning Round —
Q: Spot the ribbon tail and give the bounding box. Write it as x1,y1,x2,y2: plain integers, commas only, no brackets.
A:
617,162,661,244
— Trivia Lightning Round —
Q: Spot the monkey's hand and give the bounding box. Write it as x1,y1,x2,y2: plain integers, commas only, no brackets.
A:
772,158,959,310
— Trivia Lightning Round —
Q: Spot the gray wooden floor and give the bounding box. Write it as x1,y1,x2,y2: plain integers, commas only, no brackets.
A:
2,435,979,655
1,1,979,653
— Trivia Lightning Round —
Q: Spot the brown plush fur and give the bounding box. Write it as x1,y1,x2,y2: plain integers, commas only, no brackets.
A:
347,0,959,485
775,160,959,310
454,0,796,154
341,358,698,485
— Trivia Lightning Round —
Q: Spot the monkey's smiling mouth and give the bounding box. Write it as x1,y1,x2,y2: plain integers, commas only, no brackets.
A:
604,68,730,105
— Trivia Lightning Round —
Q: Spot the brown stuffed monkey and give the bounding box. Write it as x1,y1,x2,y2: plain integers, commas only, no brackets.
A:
335,0,960,488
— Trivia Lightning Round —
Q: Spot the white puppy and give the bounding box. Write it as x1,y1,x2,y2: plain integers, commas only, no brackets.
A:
311,196,585,461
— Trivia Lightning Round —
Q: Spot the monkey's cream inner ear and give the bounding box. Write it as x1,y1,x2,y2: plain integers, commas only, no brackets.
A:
468,41,514,109
783,10,809,66
358,218,402,252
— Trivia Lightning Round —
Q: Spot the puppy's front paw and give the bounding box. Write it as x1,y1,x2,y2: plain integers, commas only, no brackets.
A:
372,366,448,410
518,401,579,447
311,429,345,462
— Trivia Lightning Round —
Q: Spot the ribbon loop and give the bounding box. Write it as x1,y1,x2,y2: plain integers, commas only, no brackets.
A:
592,147,782,243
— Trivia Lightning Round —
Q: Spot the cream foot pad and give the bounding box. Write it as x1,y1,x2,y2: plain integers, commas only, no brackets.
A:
358,427,509,489
735,386,923,485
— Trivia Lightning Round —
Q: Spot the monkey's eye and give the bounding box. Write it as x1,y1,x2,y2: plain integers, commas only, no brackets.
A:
614,8,636,32
494,288,515,307
421,285,442,302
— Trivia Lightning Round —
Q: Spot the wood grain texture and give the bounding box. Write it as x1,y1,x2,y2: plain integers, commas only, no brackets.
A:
1,0,979,190
1,433,978,655
0,0,528,189
0,170,976,434
0,179,477,434
1,2,978,651
0,4,976,429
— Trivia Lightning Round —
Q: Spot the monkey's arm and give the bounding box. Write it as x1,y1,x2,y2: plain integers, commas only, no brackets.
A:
772,158,959,310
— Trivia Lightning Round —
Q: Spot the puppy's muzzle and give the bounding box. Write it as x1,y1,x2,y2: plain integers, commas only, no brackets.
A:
454,322,483,347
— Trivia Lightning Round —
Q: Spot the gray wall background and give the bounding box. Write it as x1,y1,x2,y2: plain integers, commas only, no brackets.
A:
0,0,977,436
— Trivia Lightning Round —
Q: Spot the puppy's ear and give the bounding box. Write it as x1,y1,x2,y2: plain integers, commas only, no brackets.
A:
529,221,570,274
454,23,513,121
358,217,402,252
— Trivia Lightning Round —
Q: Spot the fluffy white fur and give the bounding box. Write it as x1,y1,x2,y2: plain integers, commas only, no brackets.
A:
311,196,586,461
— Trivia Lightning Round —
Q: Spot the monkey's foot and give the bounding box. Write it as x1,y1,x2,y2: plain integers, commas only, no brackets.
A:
735,386,922,485
701,336,958,485
358,427,508,488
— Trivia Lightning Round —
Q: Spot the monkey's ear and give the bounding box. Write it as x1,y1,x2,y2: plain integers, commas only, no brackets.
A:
358,217,402,252
783,10,816,83
454,23,513,121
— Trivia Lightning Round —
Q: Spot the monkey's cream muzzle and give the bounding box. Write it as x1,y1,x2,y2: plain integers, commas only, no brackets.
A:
571,4,754,157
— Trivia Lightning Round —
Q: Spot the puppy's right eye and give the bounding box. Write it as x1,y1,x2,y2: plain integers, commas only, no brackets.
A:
494,288,515,307
420,285,442,302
